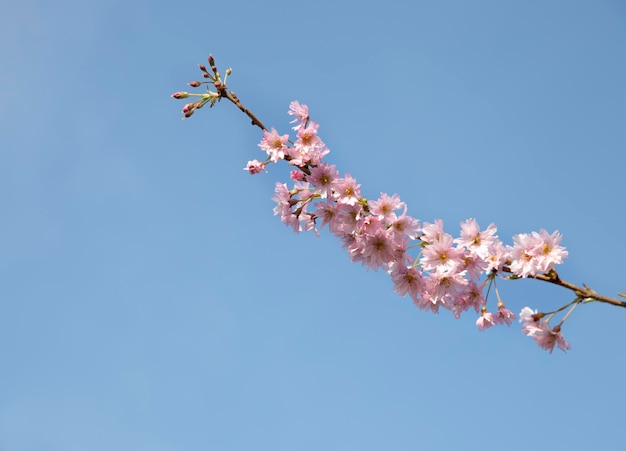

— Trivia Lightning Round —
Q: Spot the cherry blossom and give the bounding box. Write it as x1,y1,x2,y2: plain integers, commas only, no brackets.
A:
173,58,626,353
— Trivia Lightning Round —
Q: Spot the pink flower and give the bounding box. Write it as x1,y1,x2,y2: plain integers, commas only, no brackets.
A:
519,306,541,335
485,240,510,274
293,122,321,154
333,174,361,206
292,123,331,167
307,163,339,198
259,128,289,163
419,266,469,312
421,219,446,244
450,281,485,318
359,227,396,271
298,211,318,236
389,209,421,240
420,233,465,271
476,312,496,331
509,230,568,277
534,229,568,273
290,170,306,181
459,252,490,281
293,181,313,200
531,324,572,353
288,101,309,130
369,193,405,222
334,203,363,235
244,159,267,175
272,182,304,233
508,232,540,277
390,263,424,300
493,305,516,326
272,182,292,208
313,200,339,233
454,219,498,260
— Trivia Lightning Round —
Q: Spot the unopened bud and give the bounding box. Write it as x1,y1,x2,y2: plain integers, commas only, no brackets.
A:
182,102,195,113
225,68,232,76
198,64,208,72
188,81,202,87
208,54,215,66
171,91,190,99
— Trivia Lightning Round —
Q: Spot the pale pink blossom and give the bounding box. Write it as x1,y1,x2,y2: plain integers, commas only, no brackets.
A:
293,181,313,200
298,211,318,236
485,240,510,274
476,312,497,331
420,234,465,271
334,203,363,235
272,182,292,209
519,306,541,335
290,169,306,181
313,200,339,233
530,324,571,353
508,232,540,277
307,163,339,198
333,174,361,206
455,219,498,260
419,266,469,312
390,264,424,300
389,209,421,240
420,219,446,244
508,230,568,277
244,159,267,175
534,229,568,273
518,308,570,352
493,305,516,326
450,281,485,318
359,227,396,271
459,252,490,281
272,183,299,232
288,100,309,130
293,122,321,154
369,193,405,222
259,128,289,162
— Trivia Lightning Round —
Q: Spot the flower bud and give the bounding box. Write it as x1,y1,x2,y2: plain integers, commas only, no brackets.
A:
171,91,190,99
208,54,215,66
188,81,202,87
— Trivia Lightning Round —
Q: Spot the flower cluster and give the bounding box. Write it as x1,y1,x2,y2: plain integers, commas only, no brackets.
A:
244,102,572,352
519,307,571,353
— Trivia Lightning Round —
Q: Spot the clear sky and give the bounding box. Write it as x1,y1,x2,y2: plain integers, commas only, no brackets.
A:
2,1,625,450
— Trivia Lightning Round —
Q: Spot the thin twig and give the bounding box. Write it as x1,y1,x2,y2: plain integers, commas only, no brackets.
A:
502,267,626,308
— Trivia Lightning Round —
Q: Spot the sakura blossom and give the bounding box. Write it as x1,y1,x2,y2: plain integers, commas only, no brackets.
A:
174,63,604,352
257,104,577,352
259,128,289,162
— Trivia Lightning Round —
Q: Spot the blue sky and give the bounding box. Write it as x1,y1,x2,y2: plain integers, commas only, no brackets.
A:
1,1,625,450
